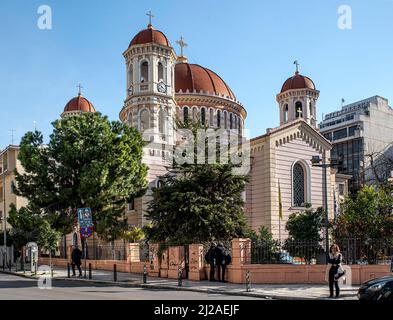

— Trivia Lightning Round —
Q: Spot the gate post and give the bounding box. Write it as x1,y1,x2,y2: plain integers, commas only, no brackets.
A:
188,244,204,281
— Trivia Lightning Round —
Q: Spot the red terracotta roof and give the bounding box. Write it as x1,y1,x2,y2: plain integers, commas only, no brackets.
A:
64,95,95,113
175,63,236,100
129,27,170,47
281,72,316,93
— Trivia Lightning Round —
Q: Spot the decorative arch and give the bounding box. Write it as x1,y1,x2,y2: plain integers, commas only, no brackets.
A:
157,62,164,82
201,107,206,125
284,104,289,122
295,101,303,118
140,60,149,83
139,108,150,132
183,106,189,124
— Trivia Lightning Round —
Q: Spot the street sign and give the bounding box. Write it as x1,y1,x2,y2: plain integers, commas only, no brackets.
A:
80,227,93,239
77,208,94,239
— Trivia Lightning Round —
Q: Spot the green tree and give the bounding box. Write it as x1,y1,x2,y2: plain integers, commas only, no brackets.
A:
333,185,393,263
145,120,249,245
249,226,281,263
284,205,324,264
14,112,148,241
122,226,145,243
7,204,45,250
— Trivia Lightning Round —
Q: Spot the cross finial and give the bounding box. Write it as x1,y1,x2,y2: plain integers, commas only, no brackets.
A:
146,10,155,28
176,36,188,57
9,129,16,145
77,83,83,96
293,60,300,74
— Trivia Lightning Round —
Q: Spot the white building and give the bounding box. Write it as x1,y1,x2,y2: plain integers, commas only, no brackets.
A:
319,96,393,194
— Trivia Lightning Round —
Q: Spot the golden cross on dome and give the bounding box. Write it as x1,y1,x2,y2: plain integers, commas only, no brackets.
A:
176,36,188,57
146,10,155,28
293,60,300,74
77,83,83,96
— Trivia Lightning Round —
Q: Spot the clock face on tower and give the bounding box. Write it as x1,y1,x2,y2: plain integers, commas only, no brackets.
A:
128,85,133,96
157,81,167,93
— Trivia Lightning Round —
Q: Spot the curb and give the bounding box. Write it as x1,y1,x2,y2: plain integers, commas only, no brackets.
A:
1,271,357,300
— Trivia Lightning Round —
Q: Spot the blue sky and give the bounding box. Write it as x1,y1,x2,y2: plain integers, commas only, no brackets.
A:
1,0,392,149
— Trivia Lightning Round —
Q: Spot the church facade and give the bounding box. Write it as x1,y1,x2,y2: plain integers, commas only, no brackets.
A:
58,21,346,241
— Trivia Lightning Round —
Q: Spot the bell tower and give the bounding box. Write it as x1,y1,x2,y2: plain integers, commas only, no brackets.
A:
276,62,320,129
119,15,178,226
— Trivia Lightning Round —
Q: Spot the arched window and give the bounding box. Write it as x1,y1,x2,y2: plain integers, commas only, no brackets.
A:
293,163,306,207
157,179,164,188
224,111,228,129
309,101,313,117
234,115,237,129
201,108,206,125
128,64,133,87
217,110,221,127
230,113,233,129
209,109,214,127
127,112,133,126
295,101,303,118
141,61,149,83
183,107,189,124
158,108,165,134
140,109,150,132
284,104,289,122
158,62,164,82
238,118,241,134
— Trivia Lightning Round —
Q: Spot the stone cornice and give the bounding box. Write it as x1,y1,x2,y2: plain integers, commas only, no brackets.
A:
276,88,320,102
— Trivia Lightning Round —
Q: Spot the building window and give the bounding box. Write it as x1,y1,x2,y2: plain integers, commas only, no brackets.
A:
324,132,332,141
293,163,305,207
309,101,313,117
217,110,221,127
141,61,149,83
158,108,165,134
128,200,135,211
183,107,189,124
127,112,133,126
295,101,303,118
284,104,289,122
224,112,228,129
348,125,357,136
158,62,164,82
333,128,348,141
157,180,164,188
338,183,345,196
230,113,233,129
201,108,206,125
128,64,133,87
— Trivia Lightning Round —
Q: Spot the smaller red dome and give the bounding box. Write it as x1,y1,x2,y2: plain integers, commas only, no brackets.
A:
281,72,316,93
129,26,170,48
64,95,95,113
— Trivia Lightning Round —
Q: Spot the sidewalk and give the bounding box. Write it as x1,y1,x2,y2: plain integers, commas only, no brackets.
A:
2,266,359,300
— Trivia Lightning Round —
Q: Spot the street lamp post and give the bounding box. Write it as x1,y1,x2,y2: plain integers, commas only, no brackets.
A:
311,155,330,256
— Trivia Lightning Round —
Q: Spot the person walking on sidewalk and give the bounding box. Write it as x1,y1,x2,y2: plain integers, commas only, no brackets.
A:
215,243,232,283
71,246,83,277
327,244,344,298
205,243,217,282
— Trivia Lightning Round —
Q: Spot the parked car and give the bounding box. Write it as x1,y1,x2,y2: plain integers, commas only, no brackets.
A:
358,275,393,301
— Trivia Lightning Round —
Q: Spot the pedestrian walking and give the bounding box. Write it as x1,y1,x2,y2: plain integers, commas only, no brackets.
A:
326,244,344,298
71,245,83,277
204,243,217,282
215,243,232,283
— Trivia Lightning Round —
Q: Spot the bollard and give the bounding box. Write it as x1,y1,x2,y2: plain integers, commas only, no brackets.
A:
8,261,11,272
178,266,183,287
88,263,92,280
67,263,71,278
143,264,147,284
113,264,117,282
246,270,251,292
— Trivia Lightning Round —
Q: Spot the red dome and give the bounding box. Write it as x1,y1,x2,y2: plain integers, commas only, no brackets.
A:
64,95,95,113
281,72,316,93
129,26,170,47
175,63,236,100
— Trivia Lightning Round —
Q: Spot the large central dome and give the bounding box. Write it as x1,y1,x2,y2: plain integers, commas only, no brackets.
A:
175,63,236,100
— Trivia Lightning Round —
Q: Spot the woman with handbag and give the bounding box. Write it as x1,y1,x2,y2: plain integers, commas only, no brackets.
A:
327,244,343,298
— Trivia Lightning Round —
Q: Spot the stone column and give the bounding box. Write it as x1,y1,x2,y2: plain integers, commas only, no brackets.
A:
188,244,204,281
230,238,251,284
168,246,185,279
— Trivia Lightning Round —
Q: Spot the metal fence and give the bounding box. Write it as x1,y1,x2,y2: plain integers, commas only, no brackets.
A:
250,239,393,265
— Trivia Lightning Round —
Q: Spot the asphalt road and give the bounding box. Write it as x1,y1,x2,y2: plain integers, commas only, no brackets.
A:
0,273,262,300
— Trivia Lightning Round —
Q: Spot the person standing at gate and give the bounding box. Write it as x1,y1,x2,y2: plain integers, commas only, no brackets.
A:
205,243,217,282
71,245,83,277
215,243,232,283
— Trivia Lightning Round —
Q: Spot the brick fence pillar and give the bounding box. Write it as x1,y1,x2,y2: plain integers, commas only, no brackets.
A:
127,243,140,263
148,243,160,277
168,246,185,279
188,244,204,281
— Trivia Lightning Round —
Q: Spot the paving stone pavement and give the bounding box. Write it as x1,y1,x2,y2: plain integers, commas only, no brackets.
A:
4,266,359,300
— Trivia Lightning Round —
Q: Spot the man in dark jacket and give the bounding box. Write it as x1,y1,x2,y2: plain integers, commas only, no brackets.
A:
204,243,217,282
71,246,83,277
215,243,232,283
